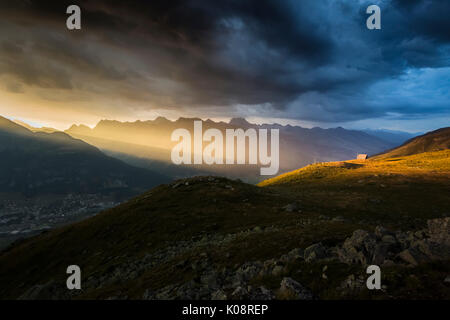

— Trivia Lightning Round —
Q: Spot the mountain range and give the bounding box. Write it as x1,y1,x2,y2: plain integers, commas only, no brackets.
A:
64,117,410,181
0,116,168,197
362,129,420,146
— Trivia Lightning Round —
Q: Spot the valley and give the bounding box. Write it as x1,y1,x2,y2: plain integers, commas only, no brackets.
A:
0,193,119,250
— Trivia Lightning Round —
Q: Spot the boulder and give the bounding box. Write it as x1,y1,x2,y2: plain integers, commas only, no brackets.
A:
283,203,300,212
211,289,227,300
371,243,390,265
338,242,367,265
374,226,393,239
428,218,450,246
279,277,314,300
272,265,284,276
381,235,397,245
339,274,365,294
337,230,377,265
248,286,274,300
304,243,327,262
397,247,430,266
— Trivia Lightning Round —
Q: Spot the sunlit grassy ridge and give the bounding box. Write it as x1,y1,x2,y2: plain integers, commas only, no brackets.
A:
259,149,450,188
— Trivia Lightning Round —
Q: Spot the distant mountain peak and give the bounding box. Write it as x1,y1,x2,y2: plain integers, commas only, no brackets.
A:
152,116,170,124
229,118,251,127
67,124,92,134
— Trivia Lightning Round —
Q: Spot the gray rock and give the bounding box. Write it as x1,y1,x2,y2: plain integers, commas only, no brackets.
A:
382,259,395,267
337,230,378,265
397,246,430,266
332,216,346,222
272,265,284,276
445,275,450,284
375,226,394,239
283,203,300,212
211,289,227,300
339,274,365,293
428,218,450,246
248,286,274,300
279,277,313,300
381,235,397,245
371,243,389,265
304,243,327,262
231,286,248,300
414,230,427,240
287,248,304,261
201,273,219,289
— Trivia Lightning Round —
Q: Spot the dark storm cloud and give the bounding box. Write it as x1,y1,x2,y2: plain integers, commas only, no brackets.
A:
0,0,449,123
393,0,450,43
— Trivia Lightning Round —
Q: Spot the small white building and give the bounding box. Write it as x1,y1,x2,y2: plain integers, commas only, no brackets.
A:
357,154,368,160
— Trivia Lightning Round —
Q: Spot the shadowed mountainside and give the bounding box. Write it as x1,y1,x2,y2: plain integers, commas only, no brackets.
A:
0,116,169,196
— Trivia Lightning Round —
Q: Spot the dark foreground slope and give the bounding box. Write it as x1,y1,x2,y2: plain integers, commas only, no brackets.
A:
0,116,168,196
0,149,449,300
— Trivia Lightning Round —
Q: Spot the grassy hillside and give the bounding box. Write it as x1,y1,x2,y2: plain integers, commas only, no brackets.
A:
0,150,449,300
260,150,450,228
372,127,450,159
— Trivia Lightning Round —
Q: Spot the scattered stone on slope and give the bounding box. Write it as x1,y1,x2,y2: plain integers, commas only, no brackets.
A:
279,277,314,300
336,218,450,267
17,216,450,300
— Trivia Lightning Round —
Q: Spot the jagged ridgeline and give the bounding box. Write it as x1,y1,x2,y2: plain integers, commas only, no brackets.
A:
64,117,403,181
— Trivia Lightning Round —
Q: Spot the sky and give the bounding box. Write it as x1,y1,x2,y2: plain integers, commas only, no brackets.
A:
0,0,448,132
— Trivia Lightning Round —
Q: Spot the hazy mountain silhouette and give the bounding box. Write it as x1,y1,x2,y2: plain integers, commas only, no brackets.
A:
12,120,59,134
374,127,450,159
65,117,400,181
363,129,419,146
0,116,169,197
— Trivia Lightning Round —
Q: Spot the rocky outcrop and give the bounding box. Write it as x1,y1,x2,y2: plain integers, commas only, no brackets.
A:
337,218,450,266
17,218,449,300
